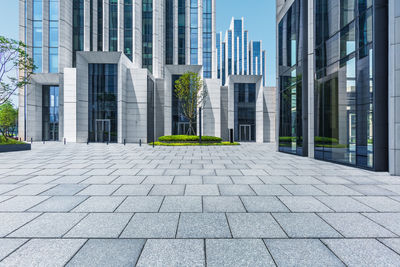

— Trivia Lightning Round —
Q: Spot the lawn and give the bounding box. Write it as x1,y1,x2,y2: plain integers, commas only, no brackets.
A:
0,136,25,145
150,135,239,146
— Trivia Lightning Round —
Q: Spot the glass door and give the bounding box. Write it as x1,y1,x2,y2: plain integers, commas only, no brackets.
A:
95,119,111,143
239,125,251,142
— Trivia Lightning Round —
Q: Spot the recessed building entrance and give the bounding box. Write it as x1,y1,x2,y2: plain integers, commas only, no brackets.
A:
239,124,252,142
95,119,111,143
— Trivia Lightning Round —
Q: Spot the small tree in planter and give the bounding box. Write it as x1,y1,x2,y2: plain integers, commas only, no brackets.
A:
0,101,18,140
174,72,208,135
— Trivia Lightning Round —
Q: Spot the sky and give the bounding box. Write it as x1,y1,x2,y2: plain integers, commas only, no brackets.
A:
0,0,276,92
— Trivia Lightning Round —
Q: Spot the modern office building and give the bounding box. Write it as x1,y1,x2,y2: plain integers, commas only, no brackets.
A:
19,0,275,144
216,18,267,86
276,0,400,175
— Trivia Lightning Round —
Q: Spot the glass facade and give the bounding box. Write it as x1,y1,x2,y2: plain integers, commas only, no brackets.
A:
142,0,153,72
42,86,59,141
109,0,118,52
202,0,212,78
227,30,232,76
124,0,133,60
88,64,118,143
49,0,58,73
73,0,84,67
314,0,374,168
165,0,174,65
216,33,221,79
278,0,305,155
147,77,155,142
234,83,256,142
178,0,186,65
33,0,42,73
262,51,266,86
252,41,261,75
234,19,242,75
222,42,226,85
244,31,248,75
190,0,198,64
97,0,103,51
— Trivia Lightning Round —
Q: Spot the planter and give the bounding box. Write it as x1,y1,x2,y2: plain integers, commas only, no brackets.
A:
162,140,221,144
0,144,31,153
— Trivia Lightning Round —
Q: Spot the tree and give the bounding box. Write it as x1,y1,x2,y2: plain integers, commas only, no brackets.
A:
0,36,35,105
174,72,208,135
0,101,18,140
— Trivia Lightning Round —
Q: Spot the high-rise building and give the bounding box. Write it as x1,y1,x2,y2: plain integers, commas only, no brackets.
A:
276,0,400,175
217,18,266,86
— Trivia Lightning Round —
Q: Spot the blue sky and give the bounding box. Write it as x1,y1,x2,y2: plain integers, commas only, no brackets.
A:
0,0,276,87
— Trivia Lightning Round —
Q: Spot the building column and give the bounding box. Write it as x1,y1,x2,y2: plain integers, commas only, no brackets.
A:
132,0,142,67
307,0,314,158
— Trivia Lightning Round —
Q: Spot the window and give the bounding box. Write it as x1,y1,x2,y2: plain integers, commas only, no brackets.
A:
109,0,118,51
124,0,133,60
33,0,42,72
142,0,153,72
48,0,58,73
202,0,212,78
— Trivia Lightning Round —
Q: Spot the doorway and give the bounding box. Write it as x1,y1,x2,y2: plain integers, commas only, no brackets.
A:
95,119,111,143
239,124,252,142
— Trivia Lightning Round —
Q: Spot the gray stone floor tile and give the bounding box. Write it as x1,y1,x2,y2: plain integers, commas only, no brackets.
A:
379,238,400,254
315,185,363,196
203,176,232,184
348,185,398,195
111,176,146,184
136,239,205,267
0,213,40,237
0,239,85,266
272,213,341,238
231,175,263,184
206,239,275,267
159,196,202,212
283,185,327,195
138,169,166,176
80,175,118,184
52,175,90,184
279,196,332,212
319,213,397,238
5,184,56,196
116,196,163,212
251,185,292,195
0,239,27,261
22,175,61,184
219,185,255,196
149,185,185,196
173,176,203,184
353,196,400,212
241,169,268,176
314,175,354,184
379,185,400,194
363,213,400,235
109,169,141,176
322,239,400,267
29,196,88,212
0,196,12,203
316,196,376,212
286,175,325,184
77,184,120,196
177,213,231,238
40,184,88,196
8,213,86,238
227,213,287,238
164,169,190,176
121,213,179,238
265,239,344,267
241,196,289,212
112,184,153,195
203,196,246,212
0,196,49,211
84,169,115,176
66,239,145,267
215,169,242,176
142,175,174,184
190,169,215,176
258,175,294,184
185,185,219,195
0,184,24,195
65,213,132,238
72,196,125,212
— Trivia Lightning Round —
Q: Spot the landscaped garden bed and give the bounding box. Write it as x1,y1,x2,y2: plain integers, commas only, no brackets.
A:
150,135,239,146
0,136,31,152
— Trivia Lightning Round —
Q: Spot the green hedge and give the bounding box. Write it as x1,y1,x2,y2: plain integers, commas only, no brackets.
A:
150,141,239,146
158,135,222,142
0,136,25,145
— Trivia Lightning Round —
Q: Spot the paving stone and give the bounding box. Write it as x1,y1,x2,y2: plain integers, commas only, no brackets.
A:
272,213,341,238
0,239,85,266
0,184,24,194
265,239,344,267
112,185,153,196
111,176,146,184
363,213,400,235
0,239,27,261
353,196,400,212
173,176,203,184
116,196,163,212
121,213,179,238
231,175,263,184
149,185,185,196
136,239,205,267
185,185,219,195
379,185,400,194
177,213,231,238
164,169,190,176
77,185,120,196
315,185,363,196
322,239,400,266
159,196,202,212
29,196,88,212
206,239,275,267
314,175,354,184
283,185,327,195
258,175,294,184
379,238,400,254
67,239,145,267
9,213,86,238
251,185,292,195
279,196,332,212
316,196,376,212
0,196,49,211
203,196,246,212
241,196,289,212
80,176,118,184
138,169,165,176
190,169,215,176
215,169,242,176
65,213,132,238
0,213,40,237
22,175,61,184
109,169,141,176
40,184,88,196
348,185,398,195
227,213,287,238
286,176,325,184
52,175,90,184
72,196,125,212
142,176,174,184
5,184,56,196
218,185,255,196
319,213,397,238
203,176,232,184
84,169,115,176
0,196,12,203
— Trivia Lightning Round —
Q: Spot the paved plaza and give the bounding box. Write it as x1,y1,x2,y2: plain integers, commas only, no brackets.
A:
0,143,400,266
